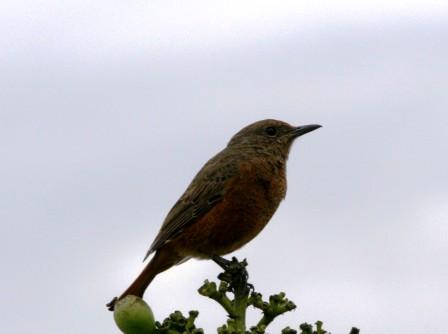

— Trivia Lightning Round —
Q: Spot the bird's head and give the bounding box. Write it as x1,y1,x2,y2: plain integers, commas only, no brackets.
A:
227,119,321,157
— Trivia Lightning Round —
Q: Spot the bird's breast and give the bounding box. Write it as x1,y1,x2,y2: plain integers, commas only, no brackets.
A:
177,159,287,257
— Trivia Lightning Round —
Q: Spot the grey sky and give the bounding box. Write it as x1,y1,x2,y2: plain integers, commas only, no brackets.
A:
1,1,447,333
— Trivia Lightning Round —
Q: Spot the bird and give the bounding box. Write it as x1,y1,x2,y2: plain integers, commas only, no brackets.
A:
107,119,321,311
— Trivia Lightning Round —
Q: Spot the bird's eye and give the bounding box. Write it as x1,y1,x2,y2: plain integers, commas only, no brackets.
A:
265,126,277,137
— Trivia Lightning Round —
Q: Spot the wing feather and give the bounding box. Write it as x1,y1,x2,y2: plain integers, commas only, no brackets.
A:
143,155,239,261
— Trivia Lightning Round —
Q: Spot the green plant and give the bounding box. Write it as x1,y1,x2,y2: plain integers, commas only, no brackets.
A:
113,257,359,334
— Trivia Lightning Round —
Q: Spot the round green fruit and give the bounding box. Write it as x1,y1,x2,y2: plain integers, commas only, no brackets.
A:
113,295,155,334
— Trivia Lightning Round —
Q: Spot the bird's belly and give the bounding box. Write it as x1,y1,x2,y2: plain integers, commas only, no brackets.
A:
176,177,284,257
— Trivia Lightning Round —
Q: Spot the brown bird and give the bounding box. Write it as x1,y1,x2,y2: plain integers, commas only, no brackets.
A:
107,119,321,311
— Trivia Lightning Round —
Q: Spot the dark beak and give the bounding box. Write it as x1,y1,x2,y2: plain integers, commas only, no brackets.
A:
291,124,322,138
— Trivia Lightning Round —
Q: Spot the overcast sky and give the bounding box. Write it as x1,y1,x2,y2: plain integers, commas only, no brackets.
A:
1,1,448,333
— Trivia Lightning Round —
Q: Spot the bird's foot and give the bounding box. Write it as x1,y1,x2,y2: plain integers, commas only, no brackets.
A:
106,296,118,312
213,256,251,295
212,255,232,270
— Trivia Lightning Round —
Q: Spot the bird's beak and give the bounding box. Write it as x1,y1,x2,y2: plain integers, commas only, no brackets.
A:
291,124,322,138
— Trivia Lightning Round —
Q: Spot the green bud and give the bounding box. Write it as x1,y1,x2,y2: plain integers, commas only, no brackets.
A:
113,295,156,334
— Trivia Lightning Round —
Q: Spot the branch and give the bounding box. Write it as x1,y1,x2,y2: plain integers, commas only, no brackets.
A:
249,291,296,328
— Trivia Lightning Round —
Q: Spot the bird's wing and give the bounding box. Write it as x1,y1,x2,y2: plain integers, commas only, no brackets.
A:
143,156,239,261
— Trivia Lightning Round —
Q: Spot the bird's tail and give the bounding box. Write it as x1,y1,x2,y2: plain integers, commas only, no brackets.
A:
107,248,182,311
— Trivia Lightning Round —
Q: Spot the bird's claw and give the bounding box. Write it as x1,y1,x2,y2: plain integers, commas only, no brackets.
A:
212,255,232,269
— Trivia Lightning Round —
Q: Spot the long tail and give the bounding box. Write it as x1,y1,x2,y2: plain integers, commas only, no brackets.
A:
107,248,182,311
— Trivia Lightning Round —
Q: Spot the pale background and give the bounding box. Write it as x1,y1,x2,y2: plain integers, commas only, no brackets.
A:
1,1,447,333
